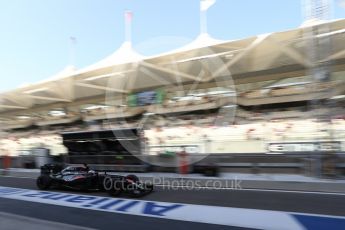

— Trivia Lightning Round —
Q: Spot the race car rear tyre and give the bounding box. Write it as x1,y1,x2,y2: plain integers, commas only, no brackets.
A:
36,175,51,190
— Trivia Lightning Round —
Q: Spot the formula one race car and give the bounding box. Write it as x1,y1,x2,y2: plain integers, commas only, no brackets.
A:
36,164,153,197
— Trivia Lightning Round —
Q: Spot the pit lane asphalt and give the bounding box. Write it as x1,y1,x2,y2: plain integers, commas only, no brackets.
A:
1,176,345,216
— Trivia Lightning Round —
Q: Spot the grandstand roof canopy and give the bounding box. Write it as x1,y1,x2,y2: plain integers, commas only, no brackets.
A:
1,18,345,116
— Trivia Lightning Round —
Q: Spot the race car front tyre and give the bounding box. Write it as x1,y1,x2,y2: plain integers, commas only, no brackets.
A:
36,175,51,190
128,187,145,198
106,179,122,197
125,174,139,183
144,183,154,192
129,183,154,198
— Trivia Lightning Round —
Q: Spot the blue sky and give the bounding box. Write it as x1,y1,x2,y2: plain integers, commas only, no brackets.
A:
0,0,345,92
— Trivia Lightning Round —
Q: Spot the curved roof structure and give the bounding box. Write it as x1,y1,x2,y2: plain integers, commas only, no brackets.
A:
75,41,145,75
47,65,76,81
0,18,345,117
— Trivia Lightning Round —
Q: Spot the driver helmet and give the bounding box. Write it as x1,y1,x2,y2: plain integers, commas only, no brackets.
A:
88,170,96,174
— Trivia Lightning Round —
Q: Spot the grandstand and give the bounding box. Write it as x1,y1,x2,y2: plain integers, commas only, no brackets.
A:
0,18,344,157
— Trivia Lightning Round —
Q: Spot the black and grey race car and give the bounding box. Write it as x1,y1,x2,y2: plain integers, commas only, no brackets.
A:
36,164,153,197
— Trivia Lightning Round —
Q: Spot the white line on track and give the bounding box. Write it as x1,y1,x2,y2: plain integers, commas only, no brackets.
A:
155,184,345,195
0,175,36,179
2,175,345,196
